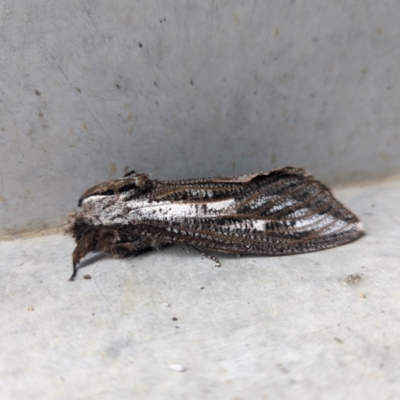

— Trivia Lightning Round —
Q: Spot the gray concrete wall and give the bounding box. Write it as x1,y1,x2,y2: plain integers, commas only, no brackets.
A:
1,1,399,235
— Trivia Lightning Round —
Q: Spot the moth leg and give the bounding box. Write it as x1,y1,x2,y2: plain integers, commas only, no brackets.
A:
190,245,221,267
69,262,78,282
69,228,105,281
69,228,164,281
69,228,123,281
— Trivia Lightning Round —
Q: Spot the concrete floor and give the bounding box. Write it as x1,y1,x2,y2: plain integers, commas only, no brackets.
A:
1,178,400,399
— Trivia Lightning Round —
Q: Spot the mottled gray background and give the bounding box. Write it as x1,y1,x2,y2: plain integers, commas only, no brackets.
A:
1,1,399,235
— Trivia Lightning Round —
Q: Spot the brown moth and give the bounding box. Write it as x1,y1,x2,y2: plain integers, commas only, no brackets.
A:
65,167,363,280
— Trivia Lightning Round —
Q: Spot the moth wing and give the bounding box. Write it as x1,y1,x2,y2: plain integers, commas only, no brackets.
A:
173,168,362,255
209,166,308,184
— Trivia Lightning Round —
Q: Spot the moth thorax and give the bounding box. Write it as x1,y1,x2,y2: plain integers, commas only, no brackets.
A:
78,173,153,206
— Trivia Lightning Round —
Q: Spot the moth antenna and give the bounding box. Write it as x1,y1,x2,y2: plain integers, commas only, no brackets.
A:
190,245,221,267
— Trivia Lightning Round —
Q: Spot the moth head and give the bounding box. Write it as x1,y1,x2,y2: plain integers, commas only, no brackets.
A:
78,172,152,207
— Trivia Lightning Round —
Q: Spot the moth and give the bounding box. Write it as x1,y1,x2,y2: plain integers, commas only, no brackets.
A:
66,167,362,280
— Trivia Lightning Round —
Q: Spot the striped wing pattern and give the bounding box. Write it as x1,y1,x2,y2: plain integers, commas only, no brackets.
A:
144,167,362,255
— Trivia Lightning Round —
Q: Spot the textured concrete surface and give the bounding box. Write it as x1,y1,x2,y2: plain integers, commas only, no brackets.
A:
1,179,399,399
1,1,400,235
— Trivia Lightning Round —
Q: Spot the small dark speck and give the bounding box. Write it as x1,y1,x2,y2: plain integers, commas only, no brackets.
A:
164,18,166,21
92,313,95,316
310,92,316,98
171,317,178,321
200,287,205,290
175,326,179,329
35,90,41,96
83,274,92,280
343,273,362,285
76,87,81,93
276,363,289,373
138,43,143,48
334,337,344,343
116,83,120,89
38,112,44,118
154,81,158,87
190,80,194,86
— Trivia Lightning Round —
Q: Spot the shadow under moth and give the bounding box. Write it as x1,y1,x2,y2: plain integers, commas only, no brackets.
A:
66,167,362,280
